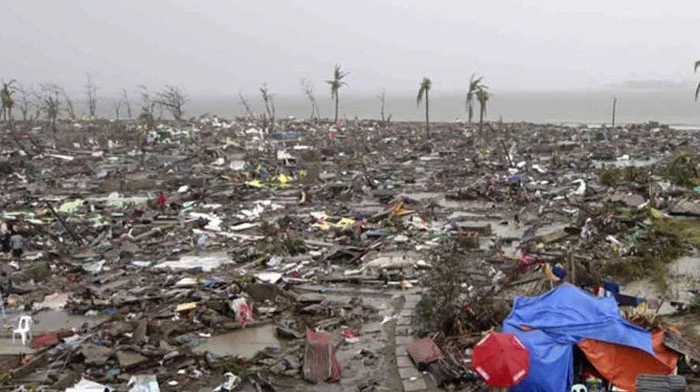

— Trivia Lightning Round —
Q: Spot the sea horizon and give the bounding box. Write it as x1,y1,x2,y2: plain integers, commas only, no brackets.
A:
87,87,700,128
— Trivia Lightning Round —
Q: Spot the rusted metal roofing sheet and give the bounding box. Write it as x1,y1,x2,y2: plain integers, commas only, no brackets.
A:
303,329,340,383
407,337,444,370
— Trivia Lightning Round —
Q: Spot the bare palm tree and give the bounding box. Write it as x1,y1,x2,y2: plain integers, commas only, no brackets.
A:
466,73,483,125
300,78,320,120
14,83,35,122
378,89,386,122
259,83,275,131
417,77,432,138
695,60,700,101
85,72,98,118
39,84,62,133
1,79,17,122
477,88,490,134
326,65,349,124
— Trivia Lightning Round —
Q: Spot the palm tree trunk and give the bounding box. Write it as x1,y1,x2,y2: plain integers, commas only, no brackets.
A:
425,91,430,139
479,106,484,134
334,95,339,124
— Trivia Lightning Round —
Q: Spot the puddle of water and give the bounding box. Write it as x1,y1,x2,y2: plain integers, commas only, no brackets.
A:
32,310,107,332
447,211,490,220
155,252,232,272
192,324,282,358
622,255,700,315
405,192,441,201
534,223,570,238
593,158,660,169
440,199,497,210
0,338,36,355
491,222,527,239
407,192,501,211
1,310,107,334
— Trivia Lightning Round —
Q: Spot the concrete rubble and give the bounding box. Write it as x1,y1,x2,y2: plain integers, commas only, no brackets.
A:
0,117,698,391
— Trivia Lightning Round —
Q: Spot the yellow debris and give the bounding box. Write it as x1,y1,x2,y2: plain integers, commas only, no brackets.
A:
175,302,197,312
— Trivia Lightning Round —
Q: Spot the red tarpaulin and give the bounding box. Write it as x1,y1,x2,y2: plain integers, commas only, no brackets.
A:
472,331,530,388
578,330,678,392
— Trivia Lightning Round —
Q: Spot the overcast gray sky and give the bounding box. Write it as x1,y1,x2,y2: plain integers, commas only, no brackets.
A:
2,0,699,96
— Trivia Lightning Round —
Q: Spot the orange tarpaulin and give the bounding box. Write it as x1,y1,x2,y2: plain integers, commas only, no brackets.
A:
578,330,678,392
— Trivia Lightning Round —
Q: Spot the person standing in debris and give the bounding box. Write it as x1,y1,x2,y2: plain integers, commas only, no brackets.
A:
139,131,148,166
157,192,167,211
10,230,23,259
1,228,11,260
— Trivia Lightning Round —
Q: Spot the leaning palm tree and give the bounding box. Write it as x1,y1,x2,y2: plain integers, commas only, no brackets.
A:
326,65,349,124
417,77,432,138
466,73,483,125
476,87,490,134
695,60,700,101
1,79,17,123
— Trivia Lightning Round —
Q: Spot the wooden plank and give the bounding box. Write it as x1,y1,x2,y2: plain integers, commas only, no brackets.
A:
664,330,700,363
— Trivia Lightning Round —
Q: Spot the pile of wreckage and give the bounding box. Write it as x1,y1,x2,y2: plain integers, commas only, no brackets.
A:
0,116,697,391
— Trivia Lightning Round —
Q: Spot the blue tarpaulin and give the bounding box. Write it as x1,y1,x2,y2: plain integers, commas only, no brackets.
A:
508,175,523,184
503,284,654,392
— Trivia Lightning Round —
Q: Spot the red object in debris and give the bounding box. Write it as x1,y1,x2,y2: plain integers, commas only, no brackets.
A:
518,253,541,272
67,275,81,283
31,333,59,349
157,192,167,208
238,304,254,327
407,337,444,369
341,330,359,343
341,331,356,339
472,331,530,388
303,330,340,383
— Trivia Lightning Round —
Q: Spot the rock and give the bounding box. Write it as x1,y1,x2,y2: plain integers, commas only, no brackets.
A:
11,261,51,283
116,350,148,369
132,319,148,344
81,343,112,366
200,309,231,326
105,321,134,338
51,370,78,390
244,283,282,302
609,192,645,208
6,294,24,307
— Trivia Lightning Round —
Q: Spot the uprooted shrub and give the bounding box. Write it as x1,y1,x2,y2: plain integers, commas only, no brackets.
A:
599,166,651,186
415,244,464,333
667,152,699,187
602,220,689,292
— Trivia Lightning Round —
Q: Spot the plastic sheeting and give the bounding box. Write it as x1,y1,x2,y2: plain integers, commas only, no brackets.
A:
66,378,113,392
503,284,654,392
579,330,678,391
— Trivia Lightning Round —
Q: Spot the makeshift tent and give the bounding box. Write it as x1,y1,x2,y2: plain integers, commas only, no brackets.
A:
503,284,657,392
579,330,678,391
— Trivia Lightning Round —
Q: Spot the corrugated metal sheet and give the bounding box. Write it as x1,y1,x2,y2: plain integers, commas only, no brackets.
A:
669,200,700,217
407,337,444,370
636,374,687,392
303,330,340,383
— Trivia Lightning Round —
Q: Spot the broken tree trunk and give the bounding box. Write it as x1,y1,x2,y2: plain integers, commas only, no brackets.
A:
44,200,85,246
